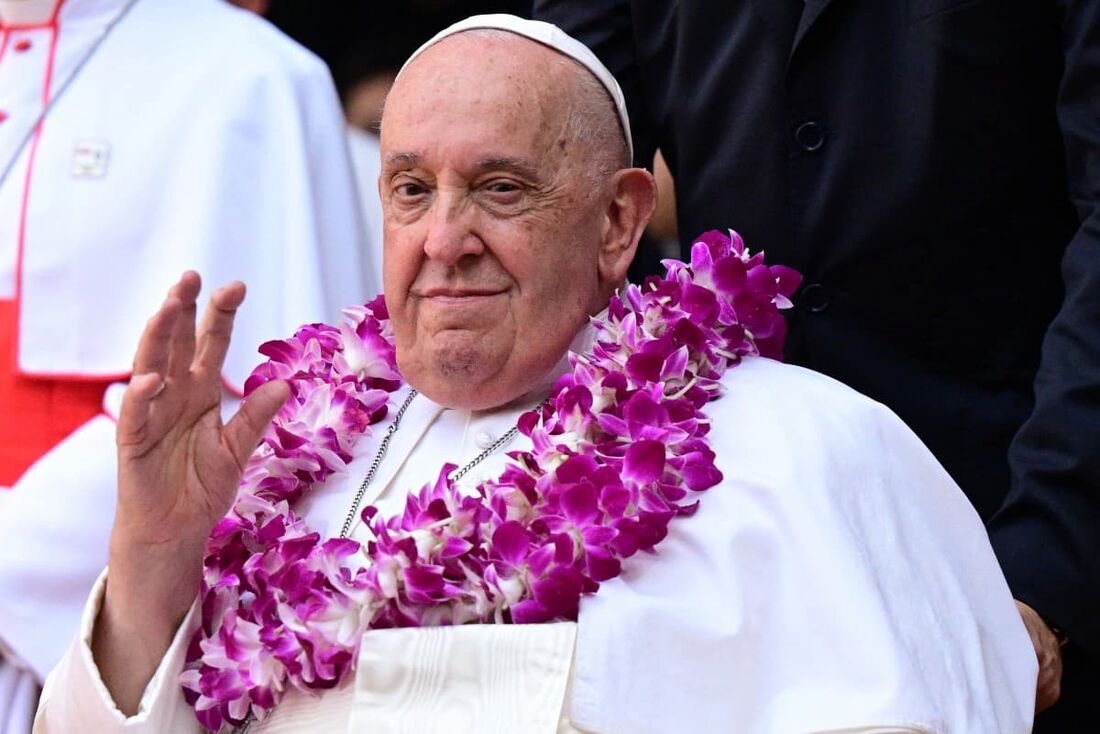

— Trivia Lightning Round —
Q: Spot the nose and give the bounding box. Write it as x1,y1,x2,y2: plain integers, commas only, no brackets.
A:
422,192,484,266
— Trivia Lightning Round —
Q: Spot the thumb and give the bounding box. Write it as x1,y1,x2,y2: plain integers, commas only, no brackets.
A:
223,380,290,469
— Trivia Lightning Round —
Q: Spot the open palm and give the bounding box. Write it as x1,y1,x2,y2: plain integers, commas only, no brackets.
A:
113,271,288,549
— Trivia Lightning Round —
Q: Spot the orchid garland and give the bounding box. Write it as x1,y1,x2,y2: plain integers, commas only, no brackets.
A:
180,230,801,731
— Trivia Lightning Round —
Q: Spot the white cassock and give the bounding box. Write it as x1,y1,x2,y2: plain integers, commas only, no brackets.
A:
33,347,1037,733
0,0,374,730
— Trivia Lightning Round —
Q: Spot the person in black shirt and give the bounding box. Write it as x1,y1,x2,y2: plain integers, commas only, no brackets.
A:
534,1,1100,728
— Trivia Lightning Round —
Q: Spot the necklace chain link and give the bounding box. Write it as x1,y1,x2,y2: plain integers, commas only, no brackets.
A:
337,390,528,539
449,424,521,483
237,392,525,732
338,388,419,538
237,391,523,734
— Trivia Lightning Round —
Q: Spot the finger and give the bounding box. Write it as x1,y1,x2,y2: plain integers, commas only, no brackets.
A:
194,282,246,381
116,372,166,448
166,272,202,379
222,379,290,469
132,296,182,378
1037,677,1061,713
1035,627,1063,712
1037,660,1062,711
1017,600,1064,713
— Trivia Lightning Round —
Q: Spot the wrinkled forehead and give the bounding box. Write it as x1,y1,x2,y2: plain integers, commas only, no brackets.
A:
387,32,572,119
381,34,573,170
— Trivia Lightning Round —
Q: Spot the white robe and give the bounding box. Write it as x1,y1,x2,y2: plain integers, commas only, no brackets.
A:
0,0,375,728
33,357,1037,733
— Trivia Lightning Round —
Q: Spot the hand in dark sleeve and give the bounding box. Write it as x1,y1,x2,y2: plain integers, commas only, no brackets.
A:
533,0,658,169
989,0,1100,710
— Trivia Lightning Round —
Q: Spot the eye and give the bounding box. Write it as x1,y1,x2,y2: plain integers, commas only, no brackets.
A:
395,181,428,198
480,178,526,206
486,180,520,194
387,176,432,219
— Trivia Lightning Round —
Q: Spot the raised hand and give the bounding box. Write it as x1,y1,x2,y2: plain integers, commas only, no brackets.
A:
113,271,287,549
93,272,288,715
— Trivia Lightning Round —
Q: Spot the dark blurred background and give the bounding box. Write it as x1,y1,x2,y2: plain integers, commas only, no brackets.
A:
265,1,533,132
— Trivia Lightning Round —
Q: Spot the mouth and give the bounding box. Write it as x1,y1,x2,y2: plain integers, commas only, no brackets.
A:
416,287,508,303
413,288,509,322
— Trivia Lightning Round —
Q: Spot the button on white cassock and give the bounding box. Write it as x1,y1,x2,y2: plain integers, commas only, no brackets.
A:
0,1,378,732
474,429,497,450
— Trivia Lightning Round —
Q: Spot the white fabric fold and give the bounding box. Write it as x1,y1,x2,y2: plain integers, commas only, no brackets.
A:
0,659,37,734
569,359,1034,733
351,624,578,734
0,416,117,681
33,570,201,733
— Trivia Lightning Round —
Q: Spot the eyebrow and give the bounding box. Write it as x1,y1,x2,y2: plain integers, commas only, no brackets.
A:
473,156,541,181
382,152,421,173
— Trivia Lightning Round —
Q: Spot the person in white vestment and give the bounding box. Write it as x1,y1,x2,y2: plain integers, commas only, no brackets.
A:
33,14,1037,734
0,0,373,731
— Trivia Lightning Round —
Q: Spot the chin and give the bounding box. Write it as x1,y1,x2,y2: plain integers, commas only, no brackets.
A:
419,373,525,411
398,326,566,410
425,354,552,411
397,338,499,409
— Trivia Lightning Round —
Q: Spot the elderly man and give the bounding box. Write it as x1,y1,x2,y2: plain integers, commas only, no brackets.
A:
34,15,1033,734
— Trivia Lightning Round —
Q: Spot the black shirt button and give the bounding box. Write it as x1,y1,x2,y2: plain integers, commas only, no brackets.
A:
795,121,825,152
800,283,830,313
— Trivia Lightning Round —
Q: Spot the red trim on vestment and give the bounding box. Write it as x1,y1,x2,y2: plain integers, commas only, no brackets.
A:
0,300,110,486
0,27,12,63
11,14,58,379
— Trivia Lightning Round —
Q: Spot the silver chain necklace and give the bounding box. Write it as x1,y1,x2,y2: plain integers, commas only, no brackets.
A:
235,390,525,733
0,0,142,192
338,389,522,539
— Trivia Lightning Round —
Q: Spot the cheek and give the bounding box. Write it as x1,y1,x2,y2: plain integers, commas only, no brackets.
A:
511,241,598,324
382,232,421,319
382,225,418,279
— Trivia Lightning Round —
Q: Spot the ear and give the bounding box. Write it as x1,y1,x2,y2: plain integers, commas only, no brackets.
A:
597,168,658,288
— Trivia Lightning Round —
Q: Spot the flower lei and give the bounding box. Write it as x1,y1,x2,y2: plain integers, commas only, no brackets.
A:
180,230,800,731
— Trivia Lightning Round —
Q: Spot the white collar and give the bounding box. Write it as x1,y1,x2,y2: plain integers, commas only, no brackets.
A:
0,0,131,27
0,0,62,26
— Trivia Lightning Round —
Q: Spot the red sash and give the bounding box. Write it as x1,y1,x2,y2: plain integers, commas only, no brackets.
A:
0,299,110,486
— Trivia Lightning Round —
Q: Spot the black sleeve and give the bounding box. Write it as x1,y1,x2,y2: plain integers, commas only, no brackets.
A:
988,0,1100,654
532,0,658,168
